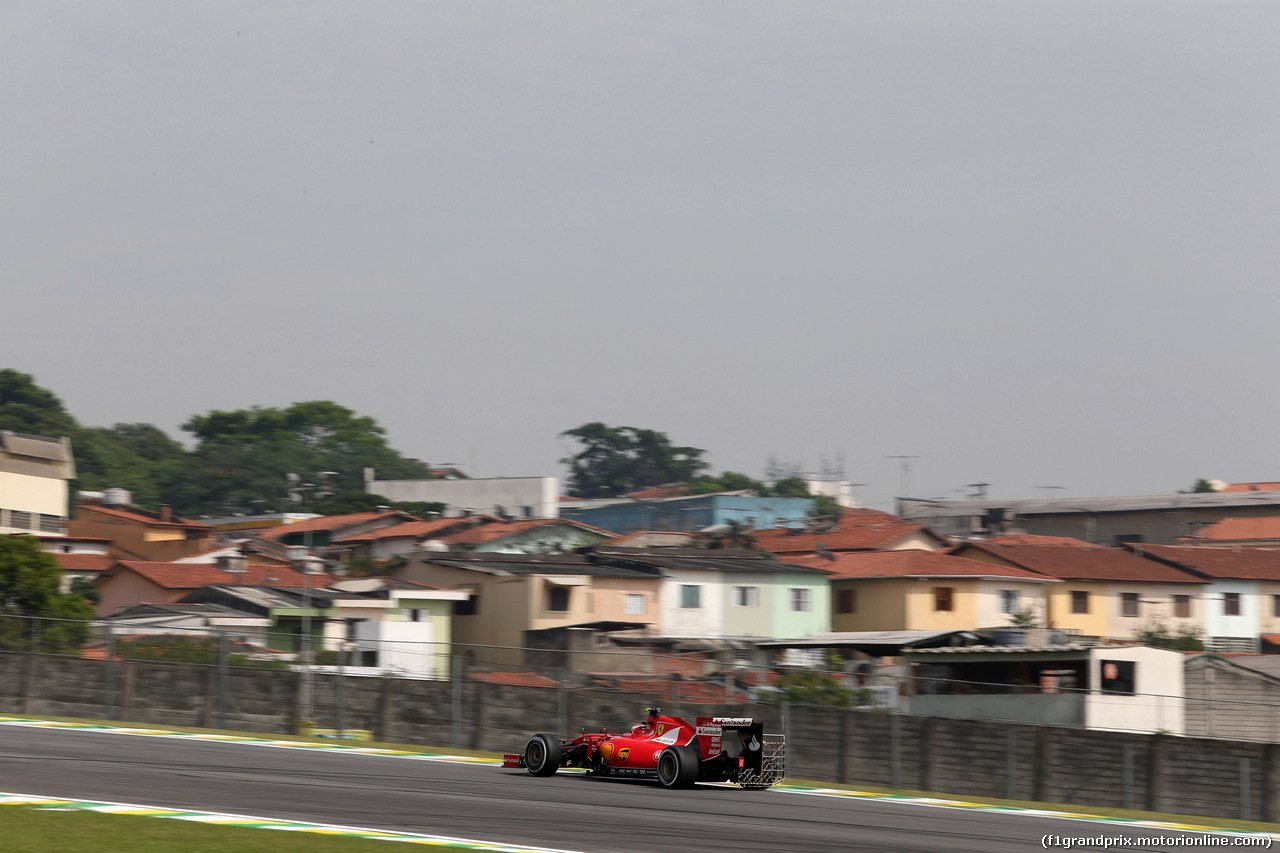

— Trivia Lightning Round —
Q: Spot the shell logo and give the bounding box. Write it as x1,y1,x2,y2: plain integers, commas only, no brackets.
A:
600,742,614,761
617,747,630,761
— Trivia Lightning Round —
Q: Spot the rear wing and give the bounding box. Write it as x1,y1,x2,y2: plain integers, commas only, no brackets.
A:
695,716,766,772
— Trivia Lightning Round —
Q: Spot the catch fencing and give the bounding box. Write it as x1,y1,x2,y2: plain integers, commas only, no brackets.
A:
3,614,1280,822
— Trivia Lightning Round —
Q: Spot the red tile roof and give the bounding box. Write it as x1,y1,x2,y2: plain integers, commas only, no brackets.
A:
332,517,474,543
1221,482,1280,492
469,672,560,688
751,522,943,554
785,549,1055,581
977,534,1096,547
101,560,333,590
624,485,690,500
52,554,116,573
77,504,213,530
258,512,407,539
436,518,614,545
1130,543,1280,581
952,541,1206,584
1182,516,1280,542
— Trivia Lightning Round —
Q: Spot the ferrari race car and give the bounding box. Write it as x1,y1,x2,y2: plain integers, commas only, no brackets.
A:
503,708,785,790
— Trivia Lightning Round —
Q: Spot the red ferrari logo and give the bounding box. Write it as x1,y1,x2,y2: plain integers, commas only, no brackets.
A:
617,748,631,761
655,724,664,736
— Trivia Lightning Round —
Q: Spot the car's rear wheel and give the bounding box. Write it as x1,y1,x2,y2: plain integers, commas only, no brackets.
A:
524,733,560,777
655,744,700,789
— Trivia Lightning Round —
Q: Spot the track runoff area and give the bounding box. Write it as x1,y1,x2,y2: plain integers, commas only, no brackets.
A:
0,716,1275,851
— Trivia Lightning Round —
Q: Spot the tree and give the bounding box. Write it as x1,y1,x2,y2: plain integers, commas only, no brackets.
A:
0,535,94,653
559,423,707,498
73,423,186,508
314,491,446,518
1136,619,1205,651
0,369,79,438
1178,479,1218,494
163,402,433,517
685,471,768,496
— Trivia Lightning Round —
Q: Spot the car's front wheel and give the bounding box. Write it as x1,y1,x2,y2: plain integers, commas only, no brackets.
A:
655,744,700,789
524,733,560,777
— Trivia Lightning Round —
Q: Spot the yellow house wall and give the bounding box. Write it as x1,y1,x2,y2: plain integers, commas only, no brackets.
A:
0,471,66,517
1258,581,1280,635
1044,581,1110,637
905,578,979,631
831,579,910,631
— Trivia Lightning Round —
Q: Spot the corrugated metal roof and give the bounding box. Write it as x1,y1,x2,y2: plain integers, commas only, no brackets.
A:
902,491,1280,518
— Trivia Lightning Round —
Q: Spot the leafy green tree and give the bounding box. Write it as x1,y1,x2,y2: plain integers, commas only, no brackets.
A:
559,422,707,498
314,491,446,518
1136,619,1205,651
73,423,186,508
771,476,810,498
1178,479,1218,494
0,369,79,438
686,471,768,495
763,669,871,707
163,402,433,516
0,535,94,653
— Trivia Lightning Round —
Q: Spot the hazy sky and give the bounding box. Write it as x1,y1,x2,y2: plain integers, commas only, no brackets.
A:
4,2,1277,512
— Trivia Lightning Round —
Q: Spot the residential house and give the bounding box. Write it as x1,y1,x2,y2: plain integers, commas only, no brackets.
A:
93,555,331,617
950,535,1207,642
750,509,951,558
326,576,469,677
901,490,1280,547
1128,544,1280,652
0,431,76,536
257,511,416,548
394,551,663,666
27,533,114,591
588,546,832,646
68,493,216,561
331,516,616,561
781,549,1058,633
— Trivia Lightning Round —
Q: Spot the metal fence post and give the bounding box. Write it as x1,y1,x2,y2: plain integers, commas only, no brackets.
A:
1005,729,1017,800
890,712,902,789
451,654,462,749
104,626,117,720
1241,757,1252,821
1123,744,1135,811
336,644,347,737
556,670,568,736
217,631,229,730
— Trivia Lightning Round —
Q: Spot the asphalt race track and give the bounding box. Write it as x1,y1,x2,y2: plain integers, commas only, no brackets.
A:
0,725,1223,853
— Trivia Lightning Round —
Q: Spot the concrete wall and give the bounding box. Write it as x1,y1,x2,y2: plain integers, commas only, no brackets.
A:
365,476,560,519
5,651,1280,822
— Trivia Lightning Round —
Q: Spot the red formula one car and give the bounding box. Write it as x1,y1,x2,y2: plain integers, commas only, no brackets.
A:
503,708,785,790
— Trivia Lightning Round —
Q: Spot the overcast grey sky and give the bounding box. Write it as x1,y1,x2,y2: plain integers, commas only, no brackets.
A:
4,1,1277,512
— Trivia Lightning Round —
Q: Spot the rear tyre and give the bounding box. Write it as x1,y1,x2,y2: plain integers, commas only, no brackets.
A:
524,733,560,777
655,744,700,789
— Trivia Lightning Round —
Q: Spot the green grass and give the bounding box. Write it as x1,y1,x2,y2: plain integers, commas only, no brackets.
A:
2,804,471,853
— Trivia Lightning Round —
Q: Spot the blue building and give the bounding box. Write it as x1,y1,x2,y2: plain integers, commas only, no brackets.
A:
560,493,814,535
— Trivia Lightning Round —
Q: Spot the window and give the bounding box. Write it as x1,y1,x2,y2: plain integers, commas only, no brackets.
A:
624,594,646,615
998,590,1019,613
1100,659,1136,696
1121,592,1140,618
837,589,857,614
934,587,954,612
547,586,571,612
1224,592,1241,617
9,511,31,530
1173,595,1191,619
681,584,701,608
790,588,811,612
407,608,429,623
734,586,760,607
1071,590,1090,614
454,595,478,616
1273,595,1280,618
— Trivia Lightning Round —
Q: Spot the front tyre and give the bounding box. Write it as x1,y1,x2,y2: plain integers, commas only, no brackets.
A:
655,744,700,789
524,733,560,777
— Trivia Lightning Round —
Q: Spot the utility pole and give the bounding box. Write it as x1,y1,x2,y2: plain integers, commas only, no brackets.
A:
287,471,337,731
